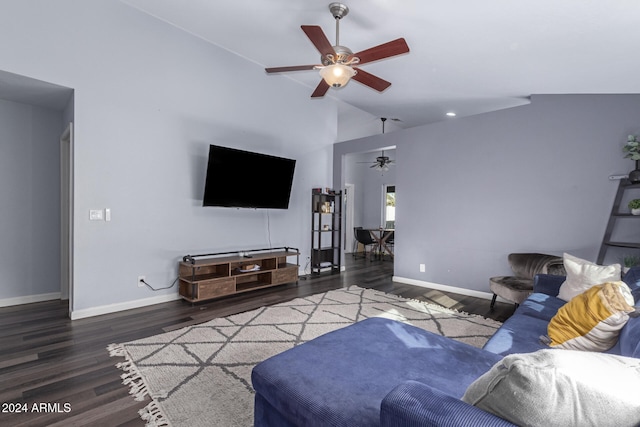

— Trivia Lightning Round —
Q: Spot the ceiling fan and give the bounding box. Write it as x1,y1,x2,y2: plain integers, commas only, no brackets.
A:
370,151,394,171
265,2,409,98
360,118,395,171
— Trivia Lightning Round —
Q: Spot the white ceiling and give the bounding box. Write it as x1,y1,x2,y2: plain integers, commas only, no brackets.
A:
8,1,639,128
120,0,640,129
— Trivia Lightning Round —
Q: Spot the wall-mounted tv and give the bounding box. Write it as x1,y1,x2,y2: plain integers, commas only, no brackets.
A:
203,145,296,209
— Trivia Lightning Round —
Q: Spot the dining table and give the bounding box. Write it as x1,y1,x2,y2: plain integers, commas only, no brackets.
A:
367,228,394,259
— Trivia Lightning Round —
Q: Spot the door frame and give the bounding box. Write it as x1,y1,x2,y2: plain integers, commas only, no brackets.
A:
60,122,74,317
344,183,355,252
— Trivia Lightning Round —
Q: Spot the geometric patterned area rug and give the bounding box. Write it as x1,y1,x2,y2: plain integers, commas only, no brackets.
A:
108,285,501,427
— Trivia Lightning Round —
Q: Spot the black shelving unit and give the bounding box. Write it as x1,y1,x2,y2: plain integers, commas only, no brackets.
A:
311,190,342,274
597,180,640,264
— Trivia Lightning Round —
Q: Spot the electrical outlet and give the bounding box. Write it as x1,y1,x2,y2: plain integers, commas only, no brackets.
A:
137,275,146,287
419,264,426,273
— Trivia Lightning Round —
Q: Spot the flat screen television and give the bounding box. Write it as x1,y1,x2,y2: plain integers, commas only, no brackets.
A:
203,145,296,209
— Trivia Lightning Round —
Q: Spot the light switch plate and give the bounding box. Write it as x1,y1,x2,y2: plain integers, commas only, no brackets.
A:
89,209,104,221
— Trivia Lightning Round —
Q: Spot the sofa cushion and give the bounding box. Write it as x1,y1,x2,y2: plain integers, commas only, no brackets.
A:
546,281,635,351
251,317,502,427
462,349,640,427
557,253,621,302
623,266,640,302
533,273,565,297
482,312,549,356
513,292,566,322
614,314,640,358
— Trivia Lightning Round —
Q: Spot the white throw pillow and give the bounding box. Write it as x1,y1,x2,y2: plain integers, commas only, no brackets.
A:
557,253,621,302
462,349,640,427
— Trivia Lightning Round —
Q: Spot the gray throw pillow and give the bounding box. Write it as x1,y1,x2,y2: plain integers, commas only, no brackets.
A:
462,349,640,427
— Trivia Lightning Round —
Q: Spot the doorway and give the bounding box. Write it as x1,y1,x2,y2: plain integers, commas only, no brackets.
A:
344,183,355,252
60,123,74,316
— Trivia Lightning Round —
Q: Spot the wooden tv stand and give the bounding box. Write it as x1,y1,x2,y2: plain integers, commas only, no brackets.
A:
178,247,300,303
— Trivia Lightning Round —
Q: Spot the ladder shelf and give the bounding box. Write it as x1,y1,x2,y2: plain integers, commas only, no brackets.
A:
597,180,640,264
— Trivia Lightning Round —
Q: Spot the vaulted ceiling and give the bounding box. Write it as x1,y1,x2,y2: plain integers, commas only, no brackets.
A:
121,0,640,130
6,2,638,129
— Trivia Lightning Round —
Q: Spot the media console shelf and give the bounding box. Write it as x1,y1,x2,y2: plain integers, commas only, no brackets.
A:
179,247,300,303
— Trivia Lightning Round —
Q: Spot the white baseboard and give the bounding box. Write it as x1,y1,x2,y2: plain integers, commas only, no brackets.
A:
0,292,61,307
70,293,181,320
392,275,500,301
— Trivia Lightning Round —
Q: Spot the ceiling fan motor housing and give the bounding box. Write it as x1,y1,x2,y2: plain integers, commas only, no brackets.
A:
321,45,354,66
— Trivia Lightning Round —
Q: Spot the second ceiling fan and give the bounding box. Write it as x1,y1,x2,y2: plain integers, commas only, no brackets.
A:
265,2,410,98
359,118,395,171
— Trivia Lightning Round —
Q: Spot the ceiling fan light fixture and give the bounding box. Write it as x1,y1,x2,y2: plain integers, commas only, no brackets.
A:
319,63,356,87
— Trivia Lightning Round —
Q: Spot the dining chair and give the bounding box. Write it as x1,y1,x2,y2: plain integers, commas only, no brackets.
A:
353,227,377,259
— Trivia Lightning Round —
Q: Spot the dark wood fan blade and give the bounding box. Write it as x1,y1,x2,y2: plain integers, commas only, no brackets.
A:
301,25,336,58
352,68,391,92
311,79,330,98
350,38,409,65
265,65,317,73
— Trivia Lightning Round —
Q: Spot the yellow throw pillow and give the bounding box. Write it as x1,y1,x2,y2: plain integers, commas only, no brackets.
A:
546,281,635,351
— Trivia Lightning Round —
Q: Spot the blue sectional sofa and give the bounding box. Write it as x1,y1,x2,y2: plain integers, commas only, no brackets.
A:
251,268,640,426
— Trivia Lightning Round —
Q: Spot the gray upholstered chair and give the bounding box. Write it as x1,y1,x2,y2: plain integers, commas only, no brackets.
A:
489,253,565,310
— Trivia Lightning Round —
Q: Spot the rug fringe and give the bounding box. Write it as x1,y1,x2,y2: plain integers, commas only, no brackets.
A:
108,343,151,402
106,343,125,357
108,343,171,426
139,400,170,427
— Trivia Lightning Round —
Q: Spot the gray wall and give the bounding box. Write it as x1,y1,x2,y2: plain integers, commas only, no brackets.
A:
0,0,340,316
336,94,640,294
0,99,63,300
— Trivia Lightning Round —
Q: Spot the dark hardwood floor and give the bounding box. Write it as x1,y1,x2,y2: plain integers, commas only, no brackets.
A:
0,257,514,426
